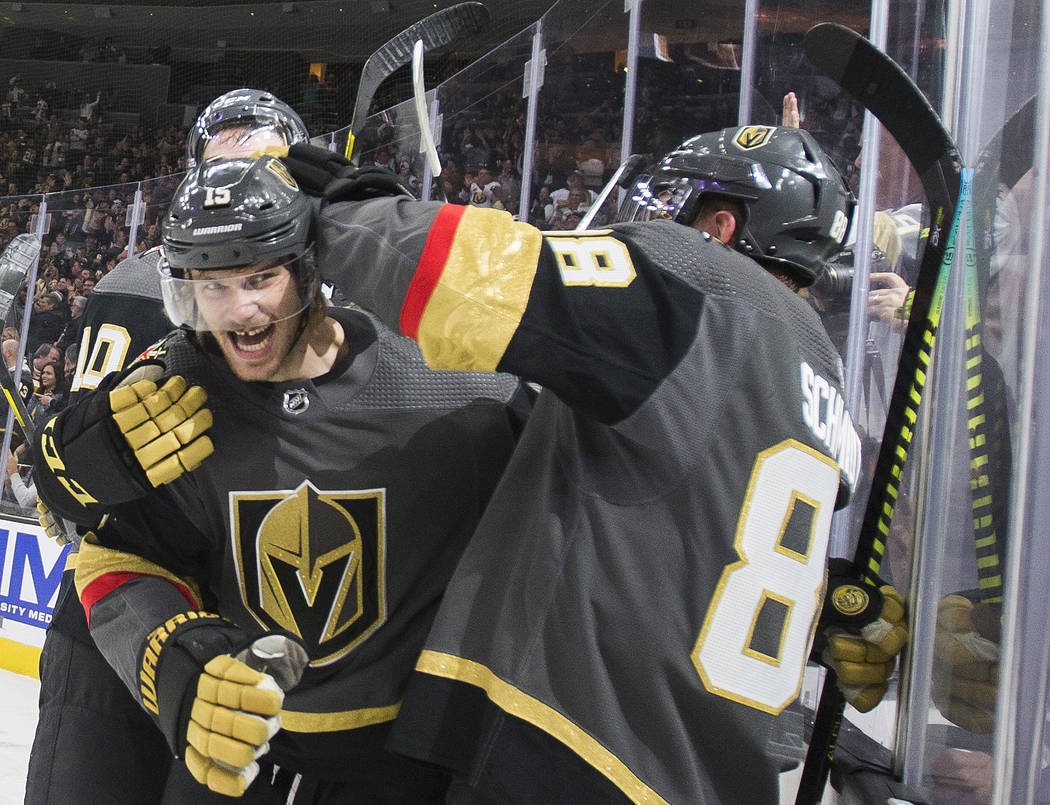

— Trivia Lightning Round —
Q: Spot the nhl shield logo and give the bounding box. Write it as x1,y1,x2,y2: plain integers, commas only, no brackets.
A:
283,388,310,414
231,481,386,666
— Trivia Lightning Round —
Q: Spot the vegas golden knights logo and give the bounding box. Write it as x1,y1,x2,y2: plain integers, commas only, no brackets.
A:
734,125,775,150
232,481,386,666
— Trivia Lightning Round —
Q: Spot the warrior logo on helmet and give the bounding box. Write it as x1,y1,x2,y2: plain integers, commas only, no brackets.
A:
232,481,387,666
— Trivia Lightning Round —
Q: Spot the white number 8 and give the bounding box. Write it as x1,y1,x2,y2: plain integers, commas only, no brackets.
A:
548,236,636,287
692,439,839,714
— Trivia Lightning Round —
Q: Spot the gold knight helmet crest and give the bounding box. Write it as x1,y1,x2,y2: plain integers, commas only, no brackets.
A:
734,125,775,150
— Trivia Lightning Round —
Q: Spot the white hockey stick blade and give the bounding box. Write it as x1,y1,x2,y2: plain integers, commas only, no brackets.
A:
413,39,443,182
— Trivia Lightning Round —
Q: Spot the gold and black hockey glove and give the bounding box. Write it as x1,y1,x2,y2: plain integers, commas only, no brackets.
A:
139,613,309,797
108,363,213,486
931,593,1000,733
814,558,909,712
35,361,213,521
36,499,72,546
272,143,412,202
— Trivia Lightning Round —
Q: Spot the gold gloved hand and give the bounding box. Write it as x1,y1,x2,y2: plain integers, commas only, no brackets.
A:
109,369,213,487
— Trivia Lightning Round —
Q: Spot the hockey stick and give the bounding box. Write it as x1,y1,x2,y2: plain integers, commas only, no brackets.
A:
0,235,78,545
412,38,447,201
964,94,1037,604
344,1,490,163
795,23,965,804
575,154,648,231
0,234,42,443
961,187,1001,602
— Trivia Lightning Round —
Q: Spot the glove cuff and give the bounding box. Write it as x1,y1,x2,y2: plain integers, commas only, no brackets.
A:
37,360,168,514
137,611,243,757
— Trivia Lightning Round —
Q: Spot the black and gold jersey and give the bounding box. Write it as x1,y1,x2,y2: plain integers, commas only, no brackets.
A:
316,199,860,803
69,247,173,396
76,305,527,785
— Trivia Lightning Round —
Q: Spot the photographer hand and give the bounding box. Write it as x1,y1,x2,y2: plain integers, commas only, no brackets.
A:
868,272,911,323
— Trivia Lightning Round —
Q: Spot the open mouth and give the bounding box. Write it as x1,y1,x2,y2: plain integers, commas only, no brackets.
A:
229,323,275,355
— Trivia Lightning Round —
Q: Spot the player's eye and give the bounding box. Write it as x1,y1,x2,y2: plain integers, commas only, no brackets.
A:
247,270,281,289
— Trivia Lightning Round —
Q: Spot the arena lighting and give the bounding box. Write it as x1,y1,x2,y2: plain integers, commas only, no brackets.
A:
370,0,391,12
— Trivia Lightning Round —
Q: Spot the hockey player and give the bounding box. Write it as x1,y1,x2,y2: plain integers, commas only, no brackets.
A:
25,89,313,804
51,155,527,802
278,125,907,802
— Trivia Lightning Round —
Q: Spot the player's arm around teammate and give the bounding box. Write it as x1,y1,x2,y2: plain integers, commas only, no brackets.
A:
270,131,905,802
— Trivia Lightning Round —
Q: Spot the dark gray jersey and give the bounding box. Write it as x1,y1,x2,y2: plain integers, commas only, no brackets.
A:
78,306,528,784
315,199,859,803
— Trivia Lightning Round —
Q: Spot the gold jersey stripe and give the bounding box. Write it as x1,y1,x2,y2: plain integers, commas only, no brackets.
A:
280,701,401,732
415,206,541,372
416,650,669,805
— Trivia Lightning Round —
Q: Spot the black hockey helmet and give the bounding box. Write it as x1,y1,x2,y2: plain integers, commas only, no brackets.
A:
617,125,854,286
160,155,319,332
186,88,310,168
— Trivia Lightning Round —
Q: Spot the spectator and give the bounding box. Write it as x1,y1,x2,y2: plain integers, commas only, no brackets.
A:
79,90,102,122
553,186,592,222
68,118,88,163
550,168,597,208
26,291,67,355
529,184,555,226
457,170,476,204
62,342,77,388
48,230,70,259
1,337,20,375
27,359,63,422
496,159,521,206
56,294,86,352
31,341,60,382
575,136,608,191
459,125,490,173
396,159,420,194
5,445,37,512
467,166,502,208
